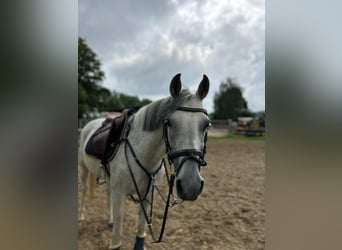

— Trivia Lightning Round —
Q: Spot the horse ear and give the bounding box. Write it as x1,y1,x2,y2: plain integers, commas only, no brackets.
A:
170,73,182,98
196,74,210,100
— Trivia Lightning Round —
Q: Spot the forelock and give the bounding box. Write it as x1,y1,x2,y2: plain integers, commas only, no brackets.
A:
142,89,193,131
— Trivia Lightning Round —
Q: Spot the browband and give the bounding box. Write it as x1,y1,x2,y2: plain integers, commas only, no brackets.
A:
177,106,208,115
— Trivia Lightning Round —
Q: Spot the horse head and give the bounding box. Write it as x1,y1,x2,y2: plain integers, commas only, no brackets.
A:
165,73,210,201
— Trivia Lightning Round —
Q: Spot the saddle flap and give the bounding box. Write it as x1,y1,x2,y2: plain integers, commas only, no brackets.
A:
85,110,133,160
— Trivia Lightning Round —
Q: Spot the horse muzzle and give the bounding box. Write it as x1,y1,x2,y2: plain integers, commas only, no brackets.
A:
176,176,204,201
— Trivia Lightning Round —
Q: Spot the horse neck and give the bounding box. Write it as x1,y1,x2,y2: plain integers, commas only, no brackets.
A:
128,120,165,172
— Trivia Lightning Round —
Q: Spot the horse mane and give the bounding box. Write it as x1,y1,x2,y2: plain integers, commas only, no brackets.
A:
135,89,193,131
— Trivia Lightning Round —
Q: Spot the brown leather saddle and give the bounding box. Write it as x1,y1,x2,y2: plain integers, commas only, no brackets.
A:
85,109,135,164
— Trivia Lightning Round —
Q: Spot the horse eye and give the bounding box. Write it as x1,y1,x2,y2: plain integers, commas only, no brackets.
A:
203,122,211,131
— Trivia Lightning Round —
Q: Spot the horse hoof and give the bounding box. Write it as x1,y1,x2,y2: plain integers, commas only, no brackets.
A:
133,236,145,250
108,223,113,229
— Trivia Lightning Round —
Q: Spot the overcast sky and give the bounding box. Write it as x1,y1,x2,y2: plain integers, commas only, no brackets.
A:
79,0,264,113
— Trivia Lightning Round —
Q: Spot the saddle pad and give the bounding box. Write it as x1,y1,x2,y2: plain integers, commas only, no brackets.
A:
85,109,134,162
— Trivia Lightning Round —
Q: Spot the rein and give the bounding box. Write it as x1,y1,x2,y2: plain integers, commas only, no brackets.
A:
108,106,209,243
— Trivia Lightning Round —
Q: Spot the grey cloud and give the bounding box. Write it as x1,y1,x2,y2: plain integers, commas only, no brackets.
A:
79,0,175,54
79,0,265,112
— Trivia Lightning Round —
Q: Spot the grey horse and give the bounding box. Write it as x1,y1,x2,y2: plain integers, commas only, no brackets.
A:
79,73,210,249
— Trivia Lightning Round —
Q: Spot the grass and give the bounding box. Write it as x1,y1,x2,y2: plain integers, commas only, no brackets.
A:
208,133,265,142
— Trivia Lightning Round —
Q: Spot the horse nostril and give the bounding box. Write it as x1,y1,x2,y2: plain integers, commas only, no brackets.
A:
176,180,183,196
199,180,204,195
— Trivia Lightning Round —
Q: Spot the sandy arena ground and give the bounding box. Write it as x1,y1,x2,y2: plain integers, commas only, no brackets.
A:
78,140,265,250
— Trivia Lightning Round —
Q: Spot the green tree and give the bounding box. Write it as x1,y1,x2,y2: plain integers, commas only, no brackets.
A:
140,98,152,107
118,93,143,108
78,37,153,117
105,91,124,111
213,78,248,120
78,37,105,117
96,87,112,112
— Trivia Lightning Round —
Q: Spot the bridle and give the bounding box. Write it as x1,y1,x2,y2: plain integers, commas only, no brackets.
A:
152,106,209,242
122,106,209,243
163,106,208,173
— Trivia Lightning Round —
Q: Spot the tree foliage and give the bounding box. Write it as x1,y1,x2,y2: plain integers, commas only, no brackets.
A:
212,78,248,120
78,37,152,118
78,37,105,117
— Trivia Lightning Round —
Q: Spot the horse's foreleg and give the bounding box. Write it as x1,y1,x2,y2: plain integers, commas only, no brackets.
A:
79,163,89,221
107,182,113,227
134,200,149,250
109,192,125,250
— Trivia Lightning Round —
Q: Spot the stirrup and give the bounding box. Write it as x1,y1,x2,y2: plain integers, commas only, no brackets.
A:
96,177,106,185
96,164,107,185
